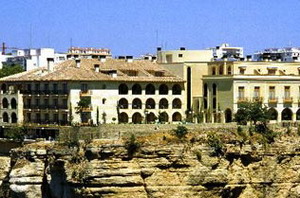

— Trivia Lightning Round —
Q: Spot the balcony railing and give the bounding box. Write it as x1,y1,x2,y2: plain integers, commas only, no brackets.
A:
268,97,278,103
237,97,248,103
24,105,68,110
283,96,293,103
25,120,69,126
21,90,68,95
80,90,92,96
252,97,264,102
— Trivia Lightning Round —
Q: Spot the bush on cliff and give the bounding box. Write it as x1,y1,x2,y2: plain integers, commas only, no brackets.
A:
173,125,188,140
125,134,141,158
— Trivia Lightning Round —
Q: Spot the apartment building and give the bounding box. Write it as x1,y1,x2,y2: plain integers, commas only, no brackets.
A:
209,43,244,60
253,47,300,62
67,47,112,60
157,47,213,121
0,58,185,129
203,61,300,123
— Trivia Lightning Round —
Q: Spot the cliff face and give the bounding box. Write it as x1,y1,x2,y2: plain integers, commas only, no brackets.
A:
2,132,300,198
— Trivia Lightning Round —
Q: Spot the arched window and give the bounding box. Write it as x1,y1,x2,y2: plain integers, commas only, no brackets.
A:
282,108,293,121
132,84,142,95
118,98,128,109
132,112,142,124
159,84,168,95
11,112,17,123
172,112,182,122
132,98,142,109
146,84,155,95
1,84,7,93
146,112,156,123
172,84,182,95
146,98,155,109
227,66,232,75
2,98,8,109
213,98,217,109
224,108,232,123
212,67,216,75
119,83,128,95
268,108,278,120
219,65,224,75
118,112,128,123
2,112,8,123
11,98,17,109
297,109,300,120
159,112,169,123
204,83,208,97
172,98,182,109
159,98,168,109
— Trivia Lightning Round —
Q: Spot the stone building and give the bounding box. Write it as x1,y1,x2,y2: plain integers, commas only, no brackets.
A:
0,58,185,128
203,60,300,123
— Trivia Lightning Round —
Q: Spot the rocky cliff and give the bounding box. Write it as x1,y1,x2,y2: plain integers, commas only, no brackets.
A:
2,127,300,198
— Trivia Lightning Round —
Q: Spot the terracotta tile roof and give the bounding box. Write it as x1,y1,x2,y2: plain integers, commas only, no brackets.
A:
0,59,184,83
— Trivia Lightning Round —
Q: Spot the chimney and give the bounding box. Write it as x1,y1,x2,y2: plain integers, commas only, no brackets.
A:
47,58,54,71
246,55,252,61
75,59,81,68
94,64,100,72
157,47,162,51
99,55,106,63
126,56,133,63
180,47,186,50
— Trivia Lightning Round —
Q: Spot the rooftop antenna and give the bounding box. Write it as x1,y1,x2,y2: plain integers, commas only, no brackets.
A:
70,38,73,49
155,30,158,47
29,23,32,48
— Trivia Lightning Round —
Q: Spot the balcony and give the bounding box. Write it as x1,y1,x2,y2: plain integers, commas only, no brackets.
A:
80,90,92,96
283,96,293,103
237,97,248,103
21,90,69,95
252,96,263,102
24,105,68,110
268,97,278,103
81,106,93,112
25,120,69,126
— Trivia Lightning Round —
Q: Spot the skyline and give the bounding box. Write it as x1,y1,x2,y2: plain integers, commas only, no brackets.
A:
1,0,300,56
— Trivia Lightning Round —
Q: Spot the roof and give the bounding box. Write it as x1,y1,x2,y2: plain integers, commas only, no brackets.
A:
0,59,184,83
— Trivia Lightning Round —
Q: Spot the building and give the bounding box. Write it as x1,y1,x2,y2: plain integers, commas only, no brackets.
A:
0,54,13,69
5,48,67,71
202,60,300,123
0,58,185,133
253,47,300,62
157,47,213,121
67,47,112,60
209,43,244,60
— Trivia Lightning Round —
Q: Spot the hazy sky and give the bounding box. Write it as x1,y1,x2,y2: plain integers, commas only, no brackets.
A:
1,0,300,57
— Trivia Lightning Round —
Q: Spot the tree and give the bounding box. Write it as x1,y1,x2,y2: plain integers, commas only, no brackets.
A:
0,64,24,78
75,97,91,114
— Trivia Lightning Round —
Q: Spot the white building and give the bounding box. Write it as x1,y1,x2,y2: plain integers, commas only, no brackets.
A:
0,54,13,69
6,48,66,71
253,47,300,62
67,47,112,60
210,43,244,60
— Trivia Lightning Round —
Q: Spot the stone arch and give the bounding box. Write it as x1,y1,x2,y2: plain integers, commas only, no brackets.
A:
2,98,8,109
146,98,155,109
132,98,142,109
159,112,169,123
118,112,128,123
172,84,182,95
227,66,232,75
145,84,155,95
119,83,128,95
159,98,168,109
172,112,182,122
159,84,168,95
146,112,156,123
212,67,216,75
2,112,8,123
282,108,293,121
1,84,7,93
11,98,17,109
132,84,142,95
132,112,142,124
224,108,232,123
268,108,278,120
172,98,182,109
11,112,17,123
219,65,224,75
118,98,128,109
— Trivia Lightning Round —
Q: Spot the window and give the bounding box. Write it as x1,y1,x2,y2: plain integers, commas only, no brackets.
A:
27,84,32,91
35,83,40,91
239,68,245,74
44,84,49,92
269,86,275,99
53,83,58,92
27,113,31,122
54,114,59,123
178,54,183,58
63,83,67,93
227,66,232,75
268,69,276,75
212,67,216,75
102,98,106,104
53,99,58,107
63,99,68,108
284,86,290,98
81,84,88,92
35,98,40,106
238,87,245,99
44,98,49,107
254,87,260,98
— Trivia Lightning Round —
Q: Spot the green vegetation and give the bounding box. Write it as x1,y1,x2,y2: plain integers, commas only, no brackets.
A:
207,132,224,156
75,97,91,113
4,126,27,141
173,125,188,139
124,134,141,158
0,64,24,78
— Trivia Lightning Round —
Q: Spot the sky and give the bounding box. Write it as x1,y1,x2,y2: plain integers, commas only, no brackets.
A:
1,0,300,57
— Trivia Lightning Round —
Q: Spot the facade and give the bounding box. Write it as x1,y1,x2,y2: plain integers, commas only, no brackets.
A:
253,47,300,62
157,48,213,120
0,54,13,69
6,48,67,71
67,47,112,60
0,58,185,128
203,61,300,123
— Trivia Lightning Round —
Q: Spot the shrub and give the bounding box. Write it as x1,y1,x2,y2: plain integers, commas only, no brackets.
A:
194,150,202,162
173,125,188,139
4,127,27,141
125,134,141,158
207,132,224,156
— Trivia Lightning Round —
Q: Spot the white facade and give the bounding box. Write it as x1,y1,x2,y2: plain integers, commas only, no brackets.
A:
0,54,13,69
253,47,300,62
210,43,244,60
